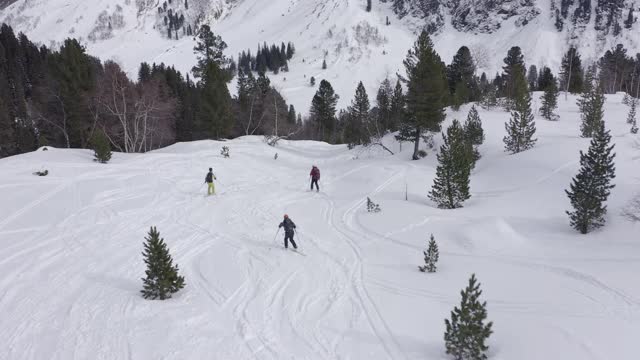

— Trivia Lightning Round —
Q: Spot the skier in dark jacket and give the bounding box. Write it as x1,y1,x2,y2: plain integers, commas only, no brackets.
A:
278,214,297,249
205,168,217,195
310,165,320,192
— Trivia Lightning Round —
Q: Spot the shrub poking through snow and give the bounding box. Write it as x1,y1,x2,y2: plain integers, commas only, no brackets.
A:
33,170,49,176
444,274,493,360
418,234,439,273
141,226,185,300
366,197,381,213
221,146,230,158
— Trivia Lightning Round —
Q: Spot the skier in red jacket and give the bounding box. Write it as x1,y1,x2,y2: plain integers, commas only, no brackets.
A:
310,165,320,192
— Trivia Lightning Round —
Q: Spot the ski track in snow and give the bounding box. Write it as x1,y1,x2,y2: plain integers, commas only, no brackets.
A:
1,97,640,359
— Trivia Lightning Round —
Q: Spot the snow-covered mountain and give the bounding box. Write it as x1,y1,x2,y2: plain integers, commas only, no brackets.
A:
1,0,639,111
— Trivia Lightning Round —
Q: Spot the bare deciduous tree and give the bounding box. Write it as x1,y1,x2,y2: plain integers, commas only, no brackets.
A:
98,61,176,153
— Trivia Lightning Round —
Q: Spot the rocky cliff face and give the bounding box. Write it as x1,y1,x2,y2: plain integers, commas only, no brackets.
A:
383,0,635,38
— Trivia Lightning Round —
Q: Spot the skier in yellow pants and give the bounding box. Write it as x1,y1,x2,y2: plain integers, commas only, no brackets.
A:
205,168,217,195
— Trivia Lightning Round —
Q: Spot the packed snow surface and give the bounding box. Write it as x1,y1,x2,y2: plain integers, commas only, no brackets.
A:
1,94,640,359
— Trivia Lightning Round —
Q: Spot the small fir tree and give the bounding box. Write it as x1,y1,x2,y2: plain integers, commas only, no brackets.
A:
444,274,493,360
141,227,185,300
503,74,537,154
429,120,471,209
463,105,484,164
631,120,638,134
310,76,316,86
221,146,230,158
91,130,112,163
540,79,559,121
418,234,439,273
322,59,327,70
626,97,636,124
578,83,605,138
566,122,616,234
366,197,381,213
366,0,372,12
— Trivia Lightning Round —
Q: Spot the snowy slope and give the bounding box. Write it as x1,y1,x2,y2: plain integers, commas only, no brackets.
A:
1,94,639,359
3,0,640,113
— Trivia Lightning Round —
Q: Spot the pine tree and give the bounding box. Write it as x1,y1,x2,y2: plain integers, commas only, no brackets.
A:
566,122,616,234
463,105,484,146
344,81,372,146
310,79,339,142
540,78,559,121
537,66,555,91
429,120,471,209
527,64,538,91
91,130,112,163
366,0,372,12
624,7,634,29
287,104,297,124
447,46,477,102
418,234,439,273
504,71,537,154
403,30,447,160
141,227,185,300
322,59,327,69
578,76,605,138
310,76,316,86
196,62,233,138
192,25,228,79
626,97,636,124
444,274,493,360
376,78,392,131
560,47,584,94
502,46,526,102
390,79,405,131
463,105,484,164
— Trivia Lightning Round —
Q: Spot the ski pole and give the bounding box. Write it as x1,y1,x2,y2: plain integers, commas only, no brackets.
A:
273,228,281,243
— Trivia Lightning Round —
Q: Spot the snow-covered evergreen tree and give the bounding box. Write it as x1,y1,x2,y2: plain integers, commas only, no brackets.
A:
344,81,372,147
91,130,112,164
578,68,605,138
444,274,493,360
463,105,484,164
503,72,537,154
418,234,439,273
540,79,559,121
566,122,616,234
141,227,185,300
626,97,636,124
429,120,471,209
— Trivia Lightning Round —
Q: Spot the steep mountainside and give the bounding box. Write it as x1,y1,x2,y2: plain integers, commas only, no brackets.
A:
1,0,639,111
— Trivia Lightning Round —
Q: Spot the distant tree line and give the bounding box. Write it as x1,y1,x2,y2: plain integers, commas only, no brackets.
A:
0,24,297,158
237,42,295,75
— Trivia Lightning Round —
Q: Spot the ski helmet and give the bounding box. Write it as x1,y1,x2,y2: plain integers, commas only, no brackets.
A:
284,214,289,218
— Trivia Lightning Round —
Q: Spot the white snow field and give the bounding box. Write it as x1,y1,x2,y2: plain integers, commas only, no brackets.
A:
1,94,640,360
